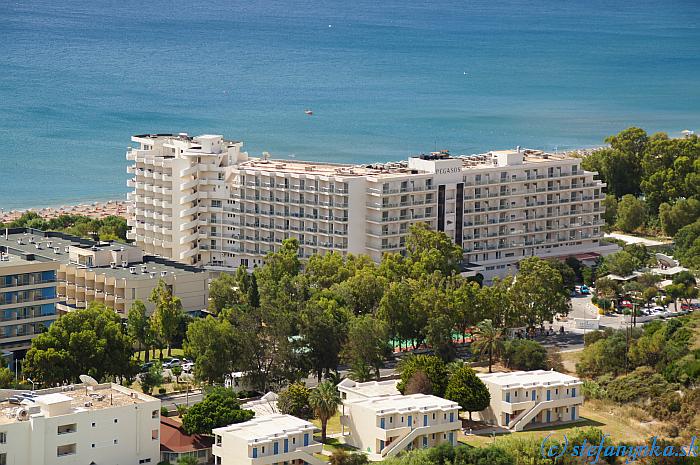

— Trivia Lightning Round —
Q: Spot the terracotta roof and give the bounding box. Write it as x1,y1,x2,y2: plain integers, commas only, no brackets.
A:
160,416,214,453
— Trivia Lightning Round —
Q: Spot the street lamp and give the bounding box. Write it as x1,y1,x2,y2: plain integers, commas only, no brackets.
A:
27,378,37,392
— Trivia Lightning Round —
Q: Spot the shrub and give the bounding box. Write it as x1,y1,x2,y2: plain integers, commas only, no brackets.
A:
158,387,167,395
502,339,547,371
605,367,675,403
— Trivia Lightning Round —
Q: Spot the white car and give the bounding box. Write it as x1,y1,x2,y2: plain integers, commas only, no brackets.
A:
182,362,194,373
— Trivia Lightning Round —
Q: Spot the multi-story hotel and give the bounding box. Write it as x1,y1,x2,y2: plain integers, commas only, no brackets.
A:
0,382,160,465
0,229,208,317
212,413,324,465
340,393,461,460
0,246,60,365
126,133,616,281
476,370,584,431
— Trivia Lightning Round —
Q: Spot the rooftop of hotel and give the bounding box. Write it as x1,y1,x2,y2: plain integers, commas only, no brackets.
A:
347,394,458,413
0,228,204,279
0,383,157,425
478,370,581,388
213,413,315,443
235,148,580,179
337,378,400,398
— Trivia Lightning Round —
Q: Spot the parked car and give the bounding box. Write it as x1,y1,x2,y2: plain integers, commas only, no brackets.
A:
182,362,194,373
140,361,154,373
580,285,590,295
163,358,181,369
620,300,633,309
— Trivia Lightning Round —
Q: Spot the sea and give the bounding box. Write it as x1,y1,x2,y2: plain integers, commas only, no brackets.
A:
1,0,699,209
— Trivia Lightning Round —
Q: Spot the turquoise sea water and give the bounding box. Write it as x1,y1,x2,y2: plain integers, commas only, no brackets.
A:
1,0,699,209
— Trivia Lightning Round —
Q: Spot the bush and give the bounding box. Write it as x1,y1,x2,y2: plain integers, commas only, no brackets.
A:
160,406,169,416
158,387,167,395
182,387,254,435
397,355,448,397
277,383,312,420
605,367,675,403
502,339,547,371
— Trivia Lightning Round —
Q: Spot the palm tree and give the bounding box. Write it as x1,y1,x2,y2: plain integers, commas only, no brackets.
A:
309,381,341,442
471,319,504,373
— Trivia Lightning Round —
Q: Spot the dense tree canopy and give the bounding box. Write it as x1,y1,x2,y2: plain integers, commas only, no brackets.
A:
182,387,254,435
24,303,133,385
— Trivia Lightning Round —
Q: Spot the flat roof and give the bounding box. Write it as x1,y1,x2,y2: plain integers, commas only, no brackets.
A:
478,370,580,388
337,379,400,398
240,392,279,417
0,383,157,425
0,229,204,280
213,414,314,443
347,394,458,413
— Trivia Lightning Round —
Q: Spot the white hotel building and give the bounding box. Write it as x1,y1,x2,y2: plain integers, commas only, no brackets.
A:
0,383,160,465
126,133,615,281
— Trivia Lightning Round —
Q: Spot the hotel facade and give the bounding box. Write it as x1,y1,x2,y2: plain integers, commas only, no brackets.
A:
476,370,584,431
0,383,161,465
126,133,616,281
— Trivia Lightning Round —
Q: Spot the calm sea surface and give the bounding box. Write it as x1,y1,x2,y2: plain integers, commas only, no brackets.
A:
1,0,699,209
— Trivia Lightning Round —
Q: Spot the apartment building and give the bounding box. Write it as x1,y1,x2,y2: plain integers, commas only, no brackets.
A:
340,394,460,460
476,370,584,431
0,229,208,316
212,413,324,465
337,378,400,402
0,247,60,364
126,133,616,281
0,382,160,465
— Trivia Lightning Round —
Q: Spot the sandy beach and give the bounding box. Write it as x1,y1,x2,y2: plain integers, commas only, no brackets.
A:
0,200,127,224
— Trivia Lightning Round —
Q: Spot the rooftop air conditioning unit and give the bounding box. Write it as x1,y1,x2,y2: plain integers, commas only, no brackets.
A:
35,243,42,250
121,261,128,268
64,246,70,253
160,271,168,277
149,272,155,278
129,267,136,274
17,239,24,245
54,247,60,254
47,241,52,247
141,265,147,273
109,262,116,269
29,236,35,244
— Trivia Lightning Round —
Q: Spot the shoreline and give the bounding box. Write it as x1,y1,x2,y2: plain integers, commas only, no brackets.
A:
1,200,127,224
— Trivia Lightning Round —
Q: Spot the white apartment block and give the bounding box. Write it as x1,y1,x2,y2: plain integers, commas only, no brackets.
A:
0,229,208,317
212,413,324,465
126,133,616,281
476,370,584,431
340,394,460,460
0,383,160,465
337,378,400,402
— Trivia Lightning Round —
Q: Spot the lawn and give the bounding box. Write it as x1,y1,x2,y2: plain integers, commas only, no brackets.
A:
559,349,583,374
132,348,185,362
311,412,343,436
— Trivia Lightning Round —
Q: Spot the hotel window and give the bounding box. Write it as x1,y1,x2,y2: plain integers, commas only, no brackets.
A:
152,429,159,440
57,444,76,457
57,424,77,435
0,432,5,444
152,410,159,419
0,453,6,465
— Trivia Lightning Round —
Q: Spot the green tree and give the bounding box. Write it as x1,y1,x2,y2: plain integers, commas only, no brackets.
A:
602,194,618,226
277,382,312,420
674,219,700,269
308,380,340,442
305,252,352,290
615,194,647,232
445,366,490,422
208,272,245,314
502,339,548,371
0,367,14,388
405,222,463,277
332,267,386,315
300,295,351,381
397,355,448,397
140,362,164,395
184,316,237,384
24,302,133,385
182,387,254,435
341,315,391,380
149,279,184,358
127,300,152,361
600,250,640,277
471,319,504,373
177,456,199,465
509,257,570,327
659,198,700,236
